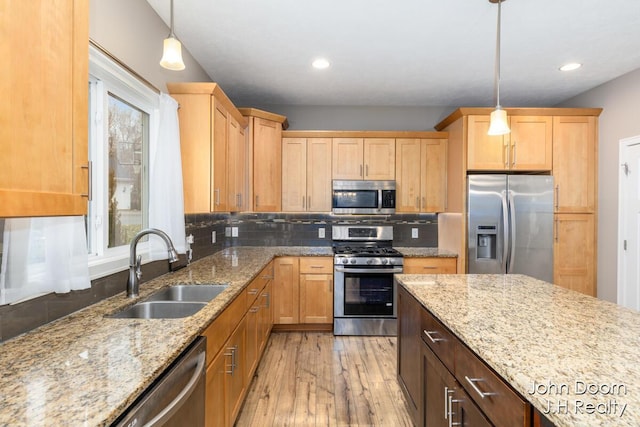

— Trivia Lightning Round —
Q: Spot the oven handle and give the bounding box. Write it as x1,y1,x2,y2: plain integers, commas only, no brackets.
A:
334,266,404,274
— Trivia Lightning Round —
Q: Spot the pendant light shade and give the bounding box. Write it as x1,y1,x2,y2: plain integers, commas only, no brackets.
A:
488,0,510,136
160,0,185,71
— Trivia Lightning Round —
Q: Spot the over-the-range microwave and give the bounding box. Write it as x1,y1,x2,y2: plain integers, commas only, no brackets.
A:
332,180,396,214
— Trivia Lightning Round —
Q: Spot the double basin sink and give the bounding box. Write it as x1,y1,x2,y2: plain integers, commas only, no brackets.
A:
107,284,228,319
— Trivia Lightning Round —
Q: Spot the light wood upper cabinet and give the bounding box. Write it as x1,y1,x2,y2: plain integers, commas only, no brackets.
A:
249,117,283,212
396,139,447,213
282,138,331,212
509,116,552,171
467,115,552,172
332,138,395,180
553,116,597,213
0,0,89,217
168,83,248,214
554,213,596,296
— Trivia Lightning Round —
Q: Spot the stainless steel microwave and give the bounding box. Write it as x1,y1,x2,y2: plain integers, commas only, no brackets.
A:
332,180,396,214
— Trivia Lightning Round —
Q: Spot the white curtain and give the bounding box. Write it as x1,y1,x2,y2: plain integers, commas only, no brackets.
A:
0,216,90,305
148,92,186,259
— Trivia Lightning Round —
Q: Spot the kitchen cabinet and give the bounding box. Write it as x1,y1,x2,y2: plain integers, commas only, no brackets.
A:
227,115,248,211
225,318,247,426
395,139,447,213
245,262,273,382
168,83,248,214
273,257,334,327
554,213,596,296
467,115,552,171
332,138,395,180
403,257,457,274
398,285,532,427
282,138,332,212
239,109,288,212
1,0,89,217
552,116,597,213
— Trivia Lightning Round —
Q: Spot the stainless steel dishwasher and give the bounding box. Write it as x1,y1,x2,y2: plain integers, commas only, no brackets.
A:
112,336,206,427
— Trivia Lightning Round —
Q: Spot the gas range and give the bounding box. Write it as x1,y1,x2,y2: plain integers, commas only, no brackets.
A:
333,245,403,266
332,225,404,267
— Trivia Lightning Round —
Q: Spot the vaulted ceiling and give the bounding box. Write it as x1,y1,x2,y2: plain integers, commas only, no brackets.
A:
147,0,640,107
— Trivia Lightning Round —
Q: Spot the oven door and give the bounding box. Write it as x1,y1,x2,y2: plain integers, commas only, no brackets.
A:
334,265,403,317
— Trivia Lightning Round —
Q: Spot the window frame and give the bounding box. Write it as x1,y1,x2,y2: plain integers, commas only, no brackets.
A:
87,45,159,280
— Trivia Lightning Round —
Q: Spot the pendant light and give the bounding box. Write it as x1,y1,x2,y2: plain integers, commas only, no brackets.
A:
487,0,510,136
160,0,186,71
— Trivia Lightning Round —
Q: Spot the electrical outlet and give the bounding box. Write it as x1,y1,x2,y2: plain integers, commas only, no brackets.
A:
225,227,231,237
232,227,239,237
318,227,325,238
412,228,419,239
211,231,216,244
186,234,194,244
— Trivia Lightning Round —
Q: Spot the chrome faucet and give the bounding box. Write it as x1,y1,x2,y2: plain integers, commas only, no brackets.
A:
127,228,180,298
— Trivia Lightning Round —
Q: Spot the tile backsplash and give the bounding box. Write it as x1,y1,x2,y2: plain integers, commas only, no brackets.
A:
0,212,438,341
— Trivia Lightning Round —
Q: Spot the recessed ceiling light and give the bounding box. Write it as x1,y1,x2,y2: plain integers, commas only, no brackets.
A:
312,58,330,70
559,63,582,72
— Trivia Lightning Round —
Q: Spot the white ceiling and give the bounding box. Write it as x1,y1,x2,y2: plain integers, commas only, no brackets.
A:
147,0,640,108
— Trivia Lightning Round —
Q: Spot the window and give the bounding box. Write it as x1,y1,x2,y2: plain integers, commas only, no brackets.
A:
88,46,158,279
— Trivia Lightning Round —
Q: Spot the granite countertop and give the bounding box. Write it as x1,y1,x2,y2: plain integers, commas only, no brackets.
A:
0,246,332,427
394,247,457,257
396,274,640,427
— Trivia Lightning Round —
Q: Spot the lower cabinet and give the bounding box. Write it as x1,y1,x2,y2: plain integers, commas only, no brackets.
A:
398,286,531,427
554,213,596,296
202,261,274,427
403,257,457,274
273,256,334,328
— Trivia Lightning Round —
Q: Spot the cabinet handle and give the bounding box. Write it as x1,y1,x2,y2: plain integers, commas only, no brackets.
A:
512,141,517,166
81,162,92,200
464,376,497,399
444,386,454,419
237,194,242,209
261,275,274,280
224,347,236,375
307,196,311,210
416,197,420,209
263,291,270,308
302,196,306,209
555,185,559,209
422,197,426,211
310,265,324,269
554,217,559,242
250,307,259,313
423,266,437,270
423,329,444,343
215,189,220,206
248,289,259,295
448,395,463,427
359,164,363,177
255,195,259,208
366,164,369,177
504,143,508,168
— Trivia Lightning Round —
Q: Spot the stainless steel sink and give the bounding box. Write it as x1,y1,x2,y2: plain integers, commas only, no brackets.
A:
107,301,207,319
146,284,229,303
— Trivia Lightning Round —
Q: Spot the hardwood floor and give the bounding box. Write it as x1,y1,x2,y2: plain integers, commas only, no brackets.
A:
236,332,413,427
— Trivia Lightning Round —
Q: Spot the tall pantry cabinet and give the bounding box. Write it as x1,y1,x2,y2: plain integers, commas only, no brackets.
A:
435,108,601,296
1,0,89,217
167,83,249,214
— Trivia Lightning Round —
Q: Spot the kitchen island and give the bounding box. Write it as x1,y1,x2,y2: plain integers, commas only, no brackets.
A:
396,274,640,426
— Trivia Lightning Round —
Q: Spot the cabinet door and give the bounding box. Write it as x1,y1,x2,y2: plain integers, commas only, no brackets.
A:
403,257,457,274
226,318,247,426
227,116,246,211
554,213,596,296
253,118,282,211
299,273,333,323
260,279,273,352
422,139,447,212
467,115,507,171
398,287,421,423
332,138,364,179
212,99,229,211
395,139,422,213
422,344,452,427
245,299,260,382
553,116,596,213
173,93,212,214
0,0,89,217
509,116,552,171
364,138,395,180
273,257,300,324
306,138,332,211
205,350,226,427
281,138,307,211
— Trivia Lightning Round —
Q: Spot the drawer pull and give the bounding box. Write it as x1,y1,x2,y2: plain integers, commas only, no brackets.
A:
248,289,259,295
464,376,497,399
310,265,324,269
423,329,444,343
423,266,437,269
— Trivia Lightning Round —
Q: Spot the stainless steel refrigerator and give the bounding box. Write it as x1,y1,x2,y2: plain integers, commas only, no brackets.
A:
467,175,554,282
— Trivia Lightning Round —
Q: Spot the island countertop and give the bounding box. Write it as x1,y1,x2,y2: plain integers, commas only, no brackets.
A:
396,273,640,427
0,246,332,426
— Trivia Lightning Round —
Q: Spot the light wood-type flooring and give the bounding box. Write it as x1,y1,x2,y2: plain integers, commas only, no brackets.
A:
236,332,413,427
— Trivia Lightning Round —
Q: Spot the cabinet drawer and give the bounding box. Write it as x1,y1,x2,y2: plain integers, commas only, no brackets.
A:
202,292,246,366
245,262,274,309
404,257,457,274
421,308,456,372
299,257,333,274
455,340,530,427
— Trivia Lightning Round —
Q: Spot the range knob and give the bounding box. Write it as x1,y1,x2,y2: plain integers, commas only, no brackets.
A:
366,259,374,265
350,259,357,264
381,258,388,265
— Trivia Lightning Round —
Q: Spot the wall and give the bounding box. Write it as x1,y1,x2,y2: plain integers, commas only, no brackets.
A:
90,0,211,91
558,67,640,303
253,105,455,131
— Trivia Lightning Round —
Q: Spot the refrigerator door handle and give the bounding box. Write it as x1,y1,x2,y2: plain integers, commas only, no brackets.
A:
501,190,509,272
507,190,516,273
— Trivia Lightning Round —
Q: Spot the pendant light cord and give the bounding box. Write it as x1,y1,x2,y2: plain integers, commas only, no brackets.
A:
494,0,502,109
169,0,176,38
